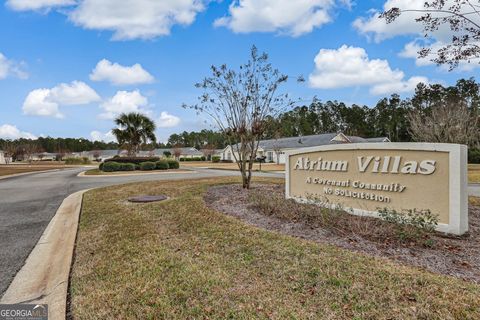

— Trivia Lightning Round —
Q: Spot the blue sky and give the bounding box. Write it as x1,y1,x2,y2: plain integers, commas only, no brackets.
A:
0,0,478,143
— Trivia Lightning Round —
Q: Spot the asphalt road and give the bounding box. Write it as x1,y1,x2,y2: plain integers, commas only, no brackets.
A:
0,167,283,297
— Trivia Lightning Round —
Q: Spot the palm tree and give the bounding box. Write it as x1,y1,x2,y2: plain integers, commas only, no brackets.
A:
112,113,157,156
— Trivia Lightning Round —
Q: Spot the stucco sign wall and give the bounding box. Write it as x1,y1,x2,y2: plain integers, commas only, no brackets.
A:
285,143,468,235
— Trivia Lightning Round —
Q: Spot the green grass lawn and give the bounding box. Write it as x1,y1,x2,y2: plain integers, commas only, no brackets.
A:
70,177,480,319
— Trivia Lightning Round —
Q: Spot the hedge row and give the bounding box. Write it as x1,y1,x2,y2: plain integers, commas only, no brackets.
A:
104,157,160,165
179,156,206,162
65,157,91,165
469,148,480,164
100,159,179,172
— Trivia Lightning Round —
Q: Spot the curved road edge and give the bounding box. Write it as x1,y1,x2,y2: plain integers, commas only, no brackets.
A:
0,189,90,320
0,169,62,181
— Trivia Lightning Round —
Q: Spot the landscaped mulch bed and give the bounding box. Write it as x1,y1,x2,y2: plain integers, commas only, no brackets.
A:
204,183,480,283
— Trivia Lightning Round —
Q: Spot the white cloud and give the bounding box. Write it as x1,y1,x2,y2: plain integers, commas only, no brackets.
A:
6,0,75,11
0,53,28,80
214,0,348,36
157,111,181,128
353,0,425,42
353,0,478,42
90,130,116,143
22,81,100,118
354,1,480,70
90,59,154,85
399,40,480,71
370,76,429,96
308,45,429,95
0,124,36,140
69,0,206,40
99,90,149,119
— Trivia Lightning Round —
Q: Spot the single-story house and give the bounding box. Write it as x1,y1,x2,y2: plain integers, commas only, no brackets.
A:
147,147,203,159
31,152,57,161
68,150,127,161
220,133,390,164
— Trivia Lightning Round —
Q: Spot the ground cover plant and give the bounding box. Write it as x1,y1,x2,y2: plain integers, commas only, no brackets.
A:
70,177,480,319
206,183,480,283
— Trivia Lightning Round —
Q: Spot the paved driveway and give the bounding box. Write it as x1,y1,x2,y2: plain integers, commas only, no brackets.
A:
0,167,282,297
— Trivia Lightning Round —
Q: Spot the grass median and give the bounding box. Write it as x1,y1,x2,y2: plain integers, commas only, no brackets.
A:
70,177,480,319
0,163,84,177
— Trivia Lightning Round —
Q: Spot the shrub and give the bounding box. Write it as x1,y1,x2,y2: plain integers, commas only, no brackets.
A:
167,159,179,169
179,158,185,162
99,162,104,171
212,156,220,163
65,157,91,165
139,162,156,171
469,148,480,164
378,208,439,243
119,163,136,171
156,160,169,170
104,157,159,165
220,159,233,163
201,156,206,161
102,161,121,172
163,151,172,158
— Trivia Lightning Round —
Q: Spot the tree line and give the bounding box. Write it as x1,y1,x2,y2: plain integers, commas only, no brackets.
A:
2,78,479,160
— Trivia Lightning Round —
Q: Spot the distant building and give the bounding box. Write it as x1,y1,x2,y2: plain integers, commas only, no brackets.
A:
151,147,203,159
0,150,5,164
220,133,390,164
73,147,204,161
31,152,57,161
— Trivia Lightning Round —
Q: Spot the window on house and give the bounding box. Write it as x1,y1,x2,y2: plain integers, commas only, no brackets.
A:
267,151,273,162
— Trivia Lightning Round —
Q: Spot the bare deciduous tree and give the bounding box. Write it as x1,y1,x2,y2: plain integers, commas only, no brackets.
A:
201,144,216,161
2,141,16,164
92,150,101,162
408,100,480,146
381,0,480,70
185,46,299,189
172,146,182,160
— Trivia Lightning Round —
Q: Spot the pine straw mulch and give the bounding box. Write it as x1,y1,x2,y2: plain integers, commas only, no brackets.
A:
204,183,480,283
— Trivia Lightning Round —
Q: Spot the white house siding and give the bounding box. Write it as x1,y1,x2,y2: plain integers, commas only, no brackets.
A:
0,151,5,164
222,133,389,165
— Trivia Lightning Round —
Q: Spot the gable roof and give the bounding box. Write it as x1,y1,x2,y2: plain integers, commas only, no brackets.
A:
227,133,389,151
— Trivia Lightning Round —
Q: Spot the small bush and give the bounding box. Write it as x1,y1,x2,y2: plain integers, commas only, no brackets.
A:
119,163,136,171
139,162,156,171
167,159,179,169
220,159,233,163
102,161,120,172
378,208,439,243
179,158,185,162
156,160,169,170
65,157,91,165
469,148,480,164
105,157,159,165
99,162,104,171
201,156,206,161
212,156,220,163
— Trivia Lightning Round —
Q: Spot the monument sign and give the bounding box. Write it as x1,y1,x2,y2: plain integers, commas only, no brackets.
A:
285,143,468,235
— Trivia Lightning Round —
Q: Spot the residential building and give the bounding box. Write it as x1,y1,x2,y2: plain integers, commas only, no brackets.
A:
30,152,57,161
220,133,390,164
0,150,5,164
